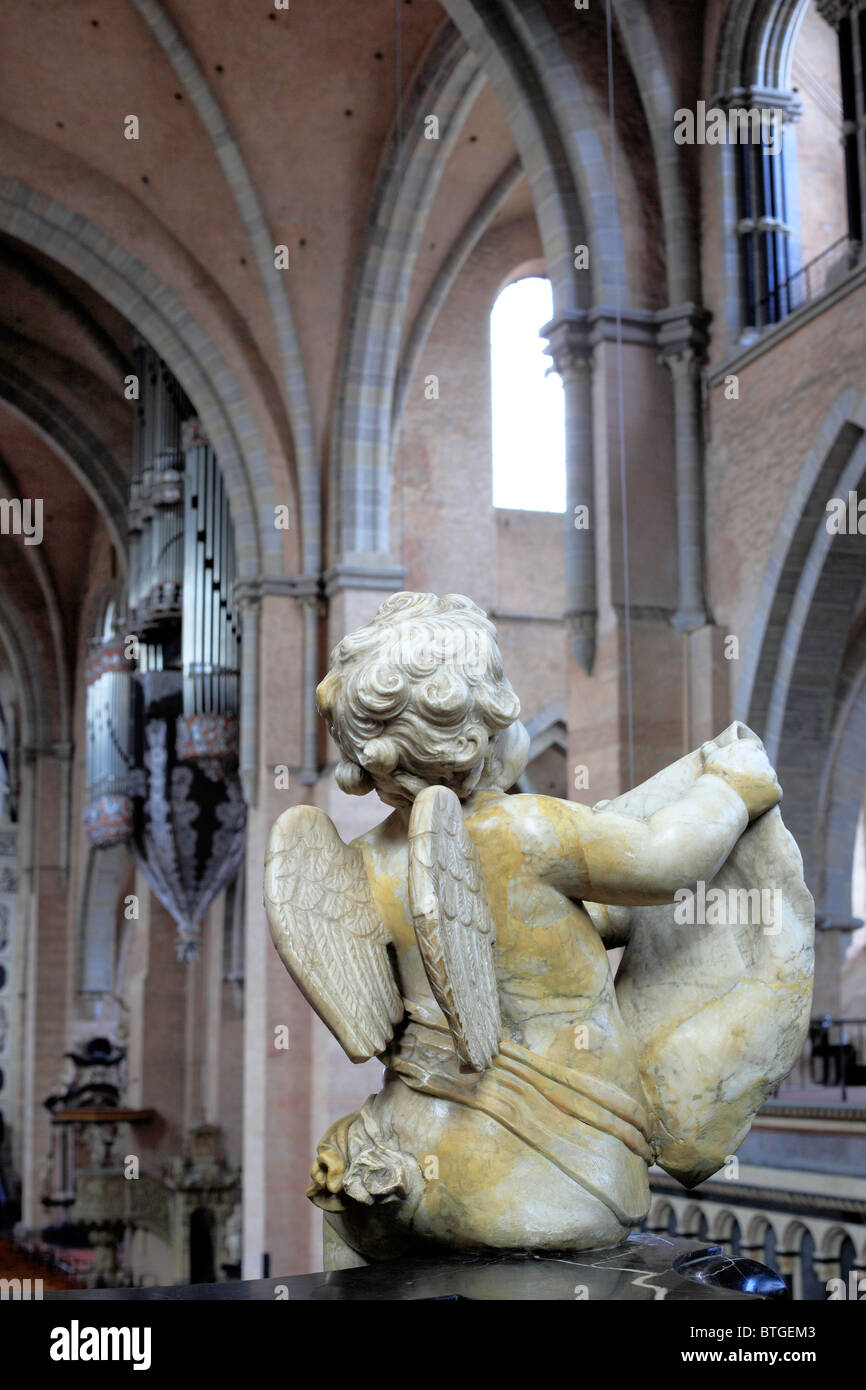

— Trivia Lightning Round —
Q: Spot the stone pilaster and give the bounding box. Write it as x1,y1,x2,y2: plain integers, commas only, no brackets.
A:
815,1,866,245
232,582,261,809
657,305,711,634
543,312,596,672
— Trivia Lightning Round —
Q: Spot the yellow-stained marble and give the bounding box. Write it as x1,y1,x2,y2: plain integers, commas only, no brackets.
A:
263,593,814,1265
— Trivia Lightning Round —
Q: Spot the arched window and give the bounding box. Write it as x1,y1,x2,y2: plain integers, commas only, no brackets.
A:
718,0,851,336
844,802,866,1012
490,277,565,512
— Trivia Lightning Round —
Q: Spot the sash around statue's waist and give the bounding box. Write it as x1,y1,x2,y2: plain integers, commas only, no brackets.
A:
386,1006,655,1226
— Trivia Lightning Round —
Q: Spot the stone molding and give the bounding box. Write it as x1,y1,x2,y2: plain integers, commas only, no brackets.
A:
322,562,408,598
233,574,321,608
815,914,864,932
713,85,805,122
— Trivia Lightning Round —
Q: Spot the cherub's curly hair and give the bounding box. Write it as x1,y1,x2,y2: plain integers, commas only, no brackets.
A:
316,592,521,804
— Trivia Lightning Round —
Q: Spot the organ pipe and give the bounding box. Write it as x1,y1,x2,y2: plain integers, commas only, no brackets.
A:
83,633,132,847
128,339,188,638
177,420,240,764
92,344,242,892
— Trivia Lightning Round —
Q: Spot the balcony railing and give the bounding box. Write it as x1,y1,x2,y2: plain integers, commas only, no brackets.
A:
754,235,862,331
774,1016,866,1103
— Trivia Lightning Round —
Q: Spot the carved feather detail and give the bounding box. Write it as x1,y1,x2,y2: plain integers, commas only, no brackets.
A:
264,806,403,1063
408,785,501,1072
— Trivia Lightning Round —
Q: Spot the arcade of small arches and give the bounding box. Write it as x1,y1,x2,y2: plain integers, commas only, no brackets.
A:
646,1197,865,1301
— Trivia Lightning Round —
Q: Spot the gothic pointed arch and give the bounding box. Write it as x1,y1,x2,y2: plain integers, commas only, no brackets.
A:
129,0,320,577
713,0,813,337
0,358,127,562
0,178,278,581
611,0,701,305
331,22,484,559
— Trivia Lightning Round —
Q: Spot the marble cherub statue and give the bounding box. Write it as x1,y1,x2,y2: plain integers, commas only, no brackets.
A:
264,592,814,1264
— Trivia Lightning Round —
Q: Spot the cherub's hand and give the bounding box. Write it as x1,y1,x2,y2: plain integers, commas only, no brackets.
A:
700,739,782,821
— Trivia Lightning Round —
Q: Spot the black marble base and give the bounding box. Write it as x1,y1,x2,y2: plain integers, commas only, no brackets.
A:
45,1233,786,1301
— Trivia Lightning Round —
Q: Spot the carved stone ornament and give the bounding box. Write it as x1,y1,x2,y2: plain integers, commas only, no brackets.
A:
264,592,814,1261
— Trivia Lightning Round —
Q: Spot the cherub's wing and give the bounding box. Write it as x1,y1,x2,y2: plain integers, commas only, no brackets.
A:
264,806,404,1063
408,785,501,1072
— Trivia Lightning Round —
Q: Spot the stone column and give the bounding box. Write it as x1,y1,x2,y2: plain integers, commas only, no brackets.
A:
239,577,315,1278
543,312,596,672
777,94,806,292
122,871,151,1112
776,1248,801,1300
51,739,73,889
295,576,323,787
813,916,860,1016
234,585,261,809
235,572,324,794
657,306,710,635
817,0,866,245
201,901,223,1127
18,745,71,1230
0,821,19,1188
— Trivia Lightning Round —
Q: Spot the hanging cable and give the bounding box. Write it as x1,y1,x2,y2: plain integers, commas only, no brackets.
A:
395,0,406,571
604,0,635,787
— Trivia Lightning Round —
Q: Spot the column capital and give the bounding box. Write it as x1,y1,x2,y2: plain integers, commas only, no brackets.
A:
542,312,594,378
232,573,321,609
322,559,407,599
815,913,863,932
715,86,805,122
287,574,322,605
22,741,74,762
657,302,711,374
546,305,695,375
564,611,596,673
588,305,659,347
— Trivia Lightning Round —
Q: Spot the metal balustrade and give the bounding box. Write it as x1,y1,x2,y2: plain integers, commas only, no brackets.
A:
753,234,861,330
775,1016,866,1102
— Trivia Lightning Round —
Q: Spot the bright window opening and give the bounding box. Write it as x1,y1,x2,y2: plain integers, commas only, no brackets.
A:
490,276,565,512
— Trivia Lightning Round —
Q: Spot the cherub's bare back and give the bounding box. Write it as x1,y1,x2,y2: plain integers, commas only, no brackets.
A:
360,788,647,1098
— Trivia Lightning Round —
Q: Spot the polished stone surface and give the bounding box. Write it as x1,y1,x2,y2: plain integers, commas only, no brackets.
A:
45,1233,786,1301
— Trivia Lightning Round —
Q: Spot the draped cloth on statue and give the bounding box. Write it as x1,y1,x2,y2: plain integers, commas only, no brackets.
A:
586,721,815,1188
387,1006,654,1226
307,721,813,1239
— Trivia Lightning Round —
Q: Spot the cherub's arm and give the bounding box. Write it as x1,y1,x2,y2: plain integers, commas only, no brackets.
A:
523,740,781,909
